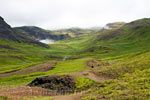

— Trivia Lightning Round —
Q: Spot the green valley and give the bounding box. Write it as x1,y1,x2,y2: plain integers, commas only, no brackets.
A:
0,16,150,100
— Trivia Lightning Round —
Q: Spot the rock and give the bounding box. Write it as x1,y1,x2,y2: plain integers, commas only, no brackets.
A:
28,75,76,93
0,16,4,21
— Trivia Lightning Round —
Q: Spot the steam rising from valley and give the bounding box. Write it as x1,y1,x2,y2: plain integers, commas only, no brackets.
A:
39,39,55,44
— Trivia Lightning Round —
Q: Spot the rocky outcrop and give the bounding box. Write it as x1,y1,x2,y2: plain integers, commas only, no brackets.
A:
0,16,19,41
14,26,71,40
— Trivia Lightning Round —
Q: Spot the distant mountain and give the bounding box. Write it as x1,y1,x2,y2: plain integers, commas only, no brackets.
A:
97,22,126,33
104,22,126,29
98,18,150,40
14,26,71,40
75,18,150,53
0,16,49,48
52,27,102,37
14,26,102,40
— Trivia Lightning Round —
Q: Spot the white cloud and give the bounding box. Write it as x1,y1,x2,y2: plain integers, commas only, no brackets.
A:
0,0,150,29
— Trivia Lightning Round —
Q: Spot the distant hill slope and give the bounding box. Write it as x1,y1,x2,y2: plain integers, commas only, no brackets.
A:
14,26,71,40
0,16,49,48
14,26,102,40
63,18,150,55
105,22,126,29
52,27,102,37
76,18,150,100
98,18,150,41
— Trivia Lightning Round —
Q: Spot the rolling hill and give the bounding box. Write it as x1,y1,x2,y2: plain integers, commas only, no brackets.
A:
14,26,102,40
0,17,150,100
14,26,71,40
0,16,49,48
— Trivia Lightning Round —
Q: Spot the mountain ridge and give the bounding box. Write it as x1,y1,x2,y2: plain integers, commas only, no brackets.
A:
14,26,71,40
0,16,49,48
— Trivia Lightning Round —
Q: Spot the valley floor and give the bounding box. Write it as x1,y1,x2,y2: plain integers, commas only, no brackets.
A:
0,58,112,100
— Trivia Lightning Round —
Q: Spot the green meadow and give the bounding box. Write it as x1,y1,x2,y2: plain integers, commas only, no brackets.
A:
0,18,150,100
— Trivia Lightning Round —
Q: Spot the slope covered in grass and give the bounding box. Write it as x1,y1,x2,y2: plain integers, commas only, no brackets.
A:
0,17,150,100
78,18,150,100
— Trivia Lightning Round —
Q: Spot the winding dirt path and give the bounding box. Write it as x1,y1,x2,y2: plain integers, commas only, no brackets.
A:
0,58,112,100
70,70,111,82
52,59,112,100
53,70,111,100
0,62,57,78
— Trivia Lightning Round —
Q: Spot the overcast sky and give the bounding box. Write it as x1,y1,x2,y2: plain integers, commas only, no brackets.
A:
0,0,150,29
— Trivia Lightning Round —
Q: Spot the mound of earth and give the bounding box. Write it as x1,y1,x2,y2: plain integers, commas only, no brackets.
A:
28,75,76,94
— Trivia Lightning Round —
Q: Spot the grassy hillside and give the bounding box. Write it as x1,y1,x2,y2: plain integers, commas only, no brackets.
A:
49,18,150,99
51,27,102,38
0,18,150,100
76,18,150,100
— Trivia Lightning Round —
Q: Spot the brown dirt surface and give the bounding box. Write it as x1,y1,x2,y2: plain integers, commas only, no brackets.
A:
0,86,59,100
70,70,111,83
52,92,85,100
0,61,57,78
86,58,109,69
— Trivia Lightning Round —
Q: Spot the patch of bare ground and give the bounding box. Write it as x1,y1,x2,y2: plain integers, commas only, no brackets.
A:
68,58,112,83
52,92,86,100
70,70,111,83
53,94,110,100
0,86,58,100
86,58,110,69
0,62,57,78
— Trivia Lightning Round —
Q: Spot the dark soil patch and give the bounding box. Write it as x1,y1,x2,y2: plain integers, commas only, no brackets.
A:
28,75,76,94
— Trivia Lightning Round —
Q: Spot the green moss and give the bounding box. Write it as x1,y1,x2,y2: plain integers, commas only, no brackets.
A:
81,96,97,100
0,96,8,100
76,77,95,89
